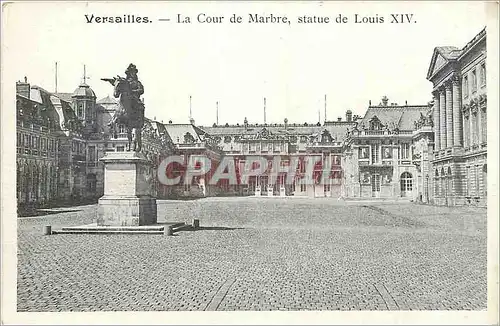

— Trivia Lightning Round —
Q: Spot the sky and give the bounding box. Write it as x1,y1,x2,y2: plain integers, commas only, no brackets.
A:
2,1,488,126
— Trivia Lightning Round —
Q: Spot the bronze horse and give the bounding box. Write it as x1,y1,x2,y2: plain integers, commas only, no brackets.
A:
105,76,144,152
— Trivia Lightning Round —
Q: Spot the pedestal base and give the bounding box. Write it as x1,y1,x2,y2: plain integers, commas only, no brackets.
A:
97,196,157,226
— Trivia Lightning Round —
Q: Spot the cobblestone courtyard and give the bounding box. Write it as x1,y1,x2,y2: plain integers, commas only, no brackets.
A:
17,198,487,311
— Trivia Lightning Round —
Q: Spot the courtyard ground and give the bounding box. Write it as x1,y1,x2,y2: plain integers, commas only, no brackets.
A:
17,197,487,311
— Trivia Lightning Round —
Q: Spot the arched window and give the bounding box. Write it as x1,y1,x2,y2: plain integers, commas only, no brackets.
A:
400,172,413,191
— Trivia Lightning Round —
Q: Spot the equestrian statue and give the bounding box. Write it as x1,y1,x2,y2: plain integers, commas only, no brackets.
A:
102,63,145,152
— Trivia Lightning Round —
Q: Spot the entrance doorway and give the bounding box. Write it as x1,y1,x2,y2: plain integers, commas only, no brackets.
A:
371,174,381,197
400,172,413,197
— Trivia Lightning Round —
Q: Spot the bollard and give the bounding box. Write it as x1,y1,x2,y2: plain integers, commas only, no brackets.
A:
164,225,173,236
192,219,200,229
43,225,52,235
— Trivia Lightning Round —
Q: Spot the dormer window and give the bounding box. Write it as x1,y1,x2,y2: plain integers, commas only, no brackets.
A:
184,132,195,144
369,117,383,130
224,136,232,143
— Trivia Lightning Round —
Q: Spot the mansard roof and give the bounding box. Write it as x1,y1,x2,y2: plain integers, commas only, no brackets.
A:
97,95,117,105
163,124,203,144
358,105,430,131
54,92,73,103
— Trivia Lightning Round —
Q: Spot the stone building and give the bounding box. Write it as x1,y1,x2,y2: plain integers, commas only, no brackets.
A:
16,79,68,210
16,29,487,208
199,113,356,197
426,28,487,206
343,96,432,200
16,77,174,212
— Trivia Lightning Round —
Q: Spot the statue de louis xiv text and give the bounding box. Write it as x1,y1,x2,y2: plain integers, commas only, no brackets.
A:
84,13,416,25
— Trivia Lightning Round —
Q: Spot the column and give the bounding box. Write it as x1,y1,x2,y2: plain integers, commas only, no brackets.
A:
433,91,441,151
445,81,453,148
439,87,447,149
452,75,462,147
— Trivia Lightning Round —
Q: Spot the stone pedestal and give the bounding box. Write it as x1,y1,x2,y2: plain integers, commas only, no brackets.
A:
255,186,261,197
279,186,286,197
97,151,157,226
267,186,274,197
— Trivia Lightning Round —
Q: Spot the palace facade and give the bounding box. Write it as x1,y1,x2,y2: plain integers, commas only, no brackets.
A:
426,28,487,207
16,28,487,211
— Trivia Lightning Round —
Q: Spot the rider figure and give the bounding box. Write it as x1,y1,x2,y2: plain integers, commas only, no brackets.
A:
107,63,145,128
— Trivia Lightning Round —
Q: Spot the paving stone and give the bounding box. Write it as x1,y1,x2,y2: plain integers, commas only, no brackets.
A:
17,198,487,311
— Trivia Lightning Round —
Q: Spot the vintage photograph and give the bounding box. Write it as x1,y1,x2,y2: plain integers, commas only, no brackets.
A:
1,1,498,324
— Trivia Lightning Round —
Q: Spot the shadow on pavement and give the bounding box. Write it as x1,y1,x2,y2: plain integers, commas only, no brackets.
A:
186,226,245,231
18,209,82,218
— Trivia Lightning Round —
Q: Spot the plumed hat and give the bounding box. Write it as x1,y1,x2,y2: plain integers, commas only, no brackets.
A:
125,63,138,75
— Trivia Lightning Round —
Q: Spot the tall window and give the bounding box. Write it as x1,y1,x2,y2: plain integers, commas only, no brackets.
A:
434,169,439,197
77,103,84,118
371,144,379,164
463,76,469,98
400,172,413,192
475,165,481,196
261,142,268,152
480,63,486,86
472,113,478,145
371,174,381,193
88,145,96,162
465,167,470,196
463,115,470,147
471,70,477,93
483,164,487,197
401,143,410,159
481,109,487,143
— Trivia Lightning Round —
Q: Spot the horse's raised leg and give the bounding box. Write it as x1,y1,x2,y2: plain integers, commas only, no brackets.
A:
127,128,132,151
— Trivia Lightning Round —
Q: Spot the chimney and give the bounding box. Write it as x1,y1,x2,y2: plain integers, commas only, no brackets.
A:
190,118,195,125
346,110,353,122
337,117,342,122
16,77,30,98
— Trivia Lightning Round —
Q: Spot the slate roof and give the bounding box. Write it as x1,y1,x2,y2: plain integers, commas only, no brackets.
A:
54,92,73,103
97,95,117,104
358,105,430,131
163,124,203,144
